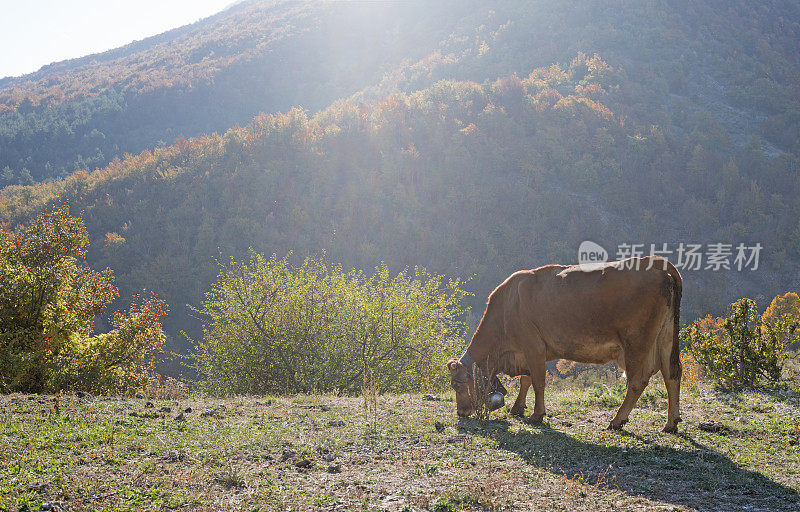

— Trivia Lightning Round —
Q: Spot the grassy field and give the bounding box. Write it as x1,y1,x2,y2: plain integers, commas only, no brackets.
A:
1,380,799,512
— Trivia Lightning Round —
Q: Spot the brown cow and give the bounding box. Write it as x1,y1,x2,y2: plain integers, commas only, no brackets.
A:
448,256,683,433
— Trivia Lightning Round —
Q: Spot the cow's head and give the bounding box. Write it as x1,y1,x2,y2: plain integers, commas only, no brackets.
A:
447,358,506,417
447,358,478,417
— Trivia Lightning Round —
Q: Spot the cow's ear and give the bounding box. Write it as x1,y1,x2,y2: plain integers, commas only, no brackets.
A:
447,359,462,374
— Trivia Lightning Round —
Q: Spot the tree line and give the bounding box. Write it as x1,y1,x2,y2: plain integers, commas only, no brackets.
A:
3,206,797,394
2,57,798,352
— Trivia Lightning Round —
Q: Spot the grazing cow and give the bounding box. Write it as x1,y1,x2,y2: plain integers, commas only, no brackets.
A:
448,256,683,433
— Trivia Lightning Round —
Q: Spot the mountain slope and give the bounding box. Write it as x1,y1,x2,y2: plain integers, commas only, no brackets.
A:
2,59,797,351
1,0,799,354
2,0,798,186
0,0,475,183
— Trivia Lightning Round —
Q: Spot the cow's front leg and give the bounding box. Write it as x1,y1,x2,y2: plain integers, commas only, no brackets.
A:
510,375,531,416
527,357,547,424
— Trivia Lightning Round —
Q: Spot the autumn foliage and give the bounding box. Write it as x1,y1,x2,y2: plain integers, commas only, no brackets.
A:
0,205,167,393
762,292,800,349
683,297,798,388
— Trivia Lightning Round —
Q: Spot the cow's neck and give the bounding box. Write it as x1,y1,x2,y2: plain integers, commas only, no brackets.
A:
461,297,505,385
460,336,508,395
461,343,491,377
461,326,500,379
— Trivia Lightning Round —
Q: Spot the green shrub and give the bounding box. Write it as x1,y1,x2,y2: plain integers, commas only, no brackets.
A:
192,252,469,395
639,384,667,404
0,205,167,393
684,298,797,388
588,382,625,408
48,296,168,394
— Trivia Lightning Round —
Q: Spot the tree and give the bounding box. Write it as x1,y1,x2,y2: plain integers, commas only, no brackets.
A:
0,166,12,185
18,168,34,186
684,297,797,388
0,205,167,393
762,292,800,349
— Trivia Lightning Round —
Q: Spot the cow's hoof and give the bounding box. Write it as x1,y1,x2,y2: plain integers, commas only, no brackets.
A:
510,406,526,417
527,413,545,424
662,416,681,434
608,420,627,431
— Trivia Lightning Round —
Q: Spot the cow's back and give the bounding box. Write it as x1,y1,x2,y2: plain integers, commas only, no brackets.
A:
500,258,674,363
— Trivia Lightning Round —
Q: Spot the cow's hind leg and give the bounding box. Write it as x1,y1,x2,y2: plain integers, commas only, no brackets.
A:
510,375,531,416
661,354,682,433
609,353,649,430
609,377,648,430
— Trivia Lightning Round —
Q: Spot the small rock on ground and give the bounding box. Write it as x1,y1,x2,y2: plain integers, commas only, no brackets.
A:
295,458,313,469
39,502,67,512
699,420,726,433
380,495,405,510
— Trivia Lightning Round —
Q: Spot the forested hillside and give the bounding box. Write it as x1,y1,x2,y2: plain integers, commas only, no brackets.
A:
0,0,468,183
2,1,798,184
1,0,799,355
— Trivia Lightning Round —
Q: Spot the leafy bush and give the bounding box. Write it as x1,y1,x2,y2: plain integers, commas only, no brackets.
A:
0,205,167,393
192,252,469,395
683,298,797,388
48,296,168,394
588,382,625,408
762,292,800,349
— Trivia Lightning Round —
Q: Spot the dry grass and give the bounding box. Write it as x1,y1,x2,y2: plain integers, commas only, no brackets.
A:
362,374,379,437
469,365,492,421
1,381,799,511
145,376,189,400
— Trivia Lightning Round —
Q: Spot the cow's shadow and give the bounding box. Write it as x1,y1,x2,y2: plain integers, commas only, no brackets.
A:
458,417,800,511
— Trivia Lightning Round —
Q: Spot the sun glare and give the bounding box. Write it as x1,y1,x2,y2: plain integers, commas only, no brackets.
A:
0,0,233,79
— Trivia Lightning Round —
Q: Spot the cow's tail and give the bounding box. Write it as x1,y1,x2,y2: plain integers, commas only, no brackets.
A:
666,261,683,380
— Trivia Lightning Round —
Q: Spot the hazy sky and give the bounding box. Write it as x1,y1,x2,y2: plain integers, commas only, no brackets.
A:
0,0,235,80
